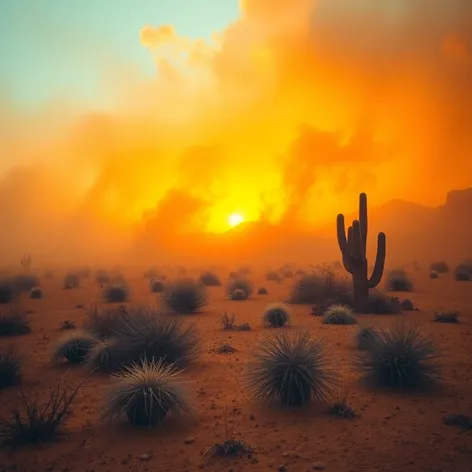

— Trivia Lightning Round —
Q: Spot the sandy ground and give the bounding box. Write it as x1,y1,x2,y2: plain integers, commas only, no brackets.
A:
0,269,471,472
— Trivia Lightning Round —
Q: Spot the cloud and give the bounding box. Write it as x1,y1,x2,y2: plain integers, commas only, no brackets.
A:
1,0,471,265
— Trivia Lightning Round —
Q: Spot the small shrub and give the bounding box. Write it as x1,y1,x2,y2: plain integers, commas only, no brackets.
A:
112,306,200,366
150,278,165,293
221,312,237,330
443,413,472,431
0,377,87,446
227,278,253,299
52,330,98,364
0,282,13,304
237,322,251,331
430,271,439,279
288,269,351,305
60,320,76,330
365,291,402,315
354,326,379,350
356,322,440,389
29,287,43,299
102,358,192,426
262,303,290,328
199,272,221,287
385,269,413,292
433,311,459,323
161,278,208,314
454,263,472,281
11,274,40,293
230,289,248,301
0,309,31,336
0,345,22,389
430,262,449,274
63,273,80,290
216,343,236,354
257,287,268,295
327,387,358,419
322,305,357,325
401,298,415,311
103,283,130,303
205,407,254,457
83,307,128,339
266,271,281,282
247,331,337,406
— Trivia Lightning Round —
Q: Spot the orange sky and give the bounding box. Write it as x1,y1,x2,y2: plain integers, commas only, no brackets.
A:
1,0,471,265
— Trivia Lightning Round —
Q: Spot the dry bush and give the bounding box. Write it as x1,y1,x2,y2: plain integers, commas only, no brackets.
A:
161,278,208,314
0,345,22,389
322,305,357,325
262,303,290,328
52,330,98,364
226,278,253,299
385,269,414,292
102,283,130,303
0,309,31,337
199,271,221,286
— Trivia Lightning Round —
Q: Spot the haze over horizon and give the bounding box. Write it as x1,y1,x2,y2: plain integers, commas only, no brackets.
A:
1,0,471,265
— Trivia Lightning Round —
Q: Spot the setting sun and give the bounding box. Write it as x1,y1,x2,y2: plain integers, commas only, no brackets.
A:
228,213,244,228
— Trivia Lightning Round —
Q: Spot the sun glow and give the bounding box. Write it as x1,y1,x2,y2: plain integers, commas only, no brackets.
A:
228,213,244,228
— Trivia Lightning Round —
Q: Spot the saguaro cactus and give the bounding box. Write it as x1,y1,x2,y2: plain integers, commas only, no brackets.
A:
336,193,386,313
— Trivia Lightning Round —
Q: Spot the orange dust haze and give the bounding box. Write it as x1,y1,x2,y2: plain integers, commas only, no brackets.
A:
1,0,471,266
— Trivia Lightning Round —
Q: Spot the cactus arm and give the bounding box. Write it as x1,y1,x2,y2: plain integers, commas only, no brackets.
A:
367,232,386,288
347,225,353,253
336,214,348,254
352,220,364,260
359,193,368,249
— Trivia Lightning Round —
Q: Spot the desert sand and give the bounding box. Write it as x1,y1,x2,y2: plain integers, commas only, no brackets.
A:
0,265,471,472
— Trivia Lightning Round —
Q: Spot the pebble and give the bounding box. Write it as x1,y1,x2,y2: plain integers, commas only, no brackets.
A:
140,454,151,461
313,461,325,470
184,436,196,444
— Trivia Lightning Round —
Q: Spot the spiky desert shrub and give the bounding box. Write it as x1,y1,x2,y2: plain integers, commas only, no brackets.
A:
443,413,472,431
0,377,86,446
29,287,43,299
433,311,459,323
356,323,440,389
429,262,449,274
52,330,98,364
102,283,130,303
102,358,192,426
150,278,165,293
266,271,281,282
454,262,472,281
83,307,127,339
86,338,129,373
0,281,13,304
288,268,351,305
10,274,40,294
221,312,236,330
354,326,379,350
161,278,207,314
257,287,268,295
322,305,357,325
430,271,439,279
262,303,290,328
112,306,200,366
0,345,22,388
364,291,402,314
385,269,413,292
199,271,221,286
63,273,80,290
237,322,251,331
247,331,337,406
230,289,248,301
0,309,31,336
401,298,414,311
226,278,253,299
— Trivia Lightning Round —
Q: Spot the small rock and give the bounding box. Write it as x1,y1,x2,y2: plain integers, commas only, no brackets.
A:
313,462,325,470
184,436,196,444
140,454,151,461
277,466,287,472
